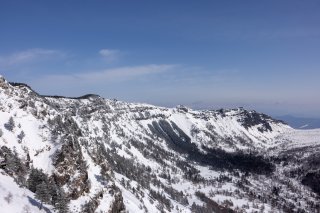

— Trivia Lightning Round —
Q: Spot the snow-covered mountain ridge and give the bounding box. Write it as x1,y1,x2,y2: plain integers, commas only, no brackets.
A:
0,75,319,213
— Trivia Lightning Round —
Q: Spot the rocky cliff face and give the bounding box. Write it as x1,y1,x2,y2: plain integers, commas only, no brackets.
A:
0,76,319,212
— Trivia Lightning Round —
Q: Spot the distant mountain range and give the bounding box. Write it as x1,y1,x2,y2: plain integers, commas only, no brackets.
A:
276,115,320,129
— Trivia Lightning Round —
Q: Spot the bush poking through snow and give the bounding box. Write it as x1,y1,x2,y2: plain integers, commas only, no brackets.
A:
4,117,15,131
4,192,13,203
17,130,25,142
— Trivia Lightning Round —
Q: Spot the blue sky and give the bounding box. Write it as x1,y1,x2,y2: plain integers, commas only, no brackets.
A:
0,0,320,117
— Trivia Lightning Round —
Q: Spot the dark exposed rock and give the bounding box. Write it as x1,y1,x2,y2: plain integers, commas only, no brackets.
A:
108,191,126,213
52,137,90,199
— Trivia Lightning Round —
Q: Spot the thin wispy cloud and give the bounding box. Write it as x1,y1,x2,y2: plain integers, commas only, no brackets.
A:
0,48,66,68
81,64,175,82
33,64,176,86
99,49,120,63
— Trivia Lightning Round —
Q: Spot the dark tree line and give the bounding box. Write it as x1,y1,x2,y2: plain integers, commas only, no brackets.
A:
0,146,27,185
27,167,69,212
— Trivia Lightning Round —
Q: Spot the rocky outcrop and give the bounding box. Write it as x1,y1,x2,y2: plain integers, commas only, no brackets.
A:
53,136,90,199
108,192,125,213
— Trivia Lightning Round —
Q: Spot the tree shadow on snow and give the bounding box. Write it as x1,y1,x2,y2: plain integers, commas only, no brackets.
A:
94,174,108,186
27,196,52,213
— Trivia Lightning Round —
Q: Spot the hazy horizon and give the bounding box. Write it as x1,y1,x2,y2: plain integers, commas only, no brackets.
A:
1,0,319,118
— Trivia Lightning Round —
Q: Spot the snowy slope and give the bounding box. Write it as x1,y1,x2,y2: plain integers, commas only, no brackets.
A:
0,172,55,213
0,75,319,213
275,128,320,150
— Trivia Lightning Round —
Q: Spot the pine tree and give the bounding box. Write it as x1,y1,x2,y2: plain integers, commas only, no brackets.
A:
5,151,19,174
27,168,48,192
54,188,69,213
49,182,59,206
5,149,27,184
35,182,51,209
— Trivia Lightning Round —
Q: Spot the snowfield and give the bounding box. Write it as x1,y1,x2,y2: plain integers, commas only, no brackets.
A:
275,128,320,149
0,75,319,212
0,172,54,212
